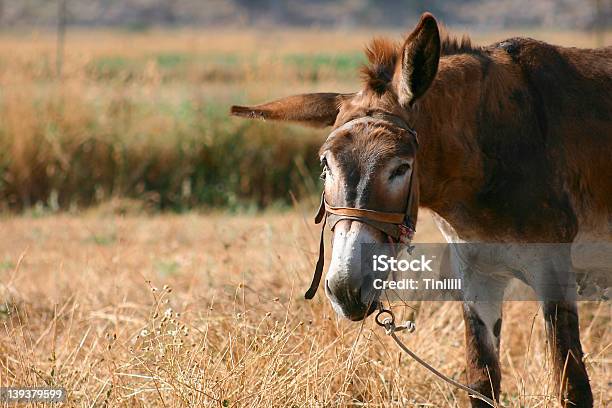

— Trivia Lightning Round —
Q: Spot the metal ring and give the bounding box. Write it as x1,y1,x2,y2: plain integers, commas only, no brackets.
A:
375,308,395,327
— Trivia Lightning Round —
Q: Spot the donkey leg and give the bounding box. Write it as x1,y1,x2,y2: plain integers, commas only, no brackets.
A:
531,245,593,407
542,300,593,407
462,300,504,407
447,242,507,407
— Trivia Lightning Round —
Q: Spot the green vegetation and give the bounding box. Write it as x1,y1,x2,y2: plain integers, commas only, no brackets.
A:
85,52,363,83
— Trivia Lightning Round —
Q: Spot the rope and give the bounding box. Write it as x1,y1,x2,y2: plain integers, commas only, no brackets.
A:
375,308,503,408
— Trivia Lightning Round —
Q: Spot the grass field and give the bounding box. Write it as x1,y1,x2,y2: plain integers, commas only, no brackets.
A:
0,27,610,407
0,209,609,407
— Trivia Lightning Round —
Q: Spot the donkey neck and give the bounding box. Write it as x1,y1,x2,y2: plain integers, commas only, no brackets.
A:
410,49,519,217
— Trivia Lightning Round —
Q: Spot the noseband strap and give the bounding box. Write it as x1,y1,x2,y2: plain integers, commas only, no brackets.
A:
324,202,405,224
305,113,419,299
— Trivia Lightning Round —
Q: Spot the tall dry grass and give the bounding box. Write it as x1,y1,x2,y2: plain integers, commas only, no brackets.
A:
0,211,609,406
0,70,327,211
0,28,609,212
0,79,324,211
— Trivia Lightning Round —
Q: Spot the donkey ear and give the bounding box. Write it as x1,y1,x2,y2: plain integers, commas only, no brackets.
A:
397,13,440,107
230,93,351,128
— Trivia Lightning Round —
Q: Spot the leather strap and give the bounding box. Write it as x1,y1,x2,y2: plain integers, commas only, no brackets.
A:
305,194,327,300
314,192,326,224
327,213,401,239
305,215,326,300
325,201,405,224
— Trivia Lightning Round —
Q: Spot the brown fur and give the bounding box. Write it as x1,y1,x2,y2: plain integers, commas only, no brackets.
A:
361,38,399,95
356,32,611,244
320,121,416,212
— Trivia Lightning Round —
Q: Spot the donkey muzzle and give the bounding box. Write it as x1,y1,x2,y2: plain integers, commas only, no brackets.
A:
324,220,384,320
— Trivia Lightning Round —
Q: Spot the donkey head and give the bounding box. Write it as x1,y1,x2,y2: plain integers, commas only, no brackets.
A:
231,14,441,320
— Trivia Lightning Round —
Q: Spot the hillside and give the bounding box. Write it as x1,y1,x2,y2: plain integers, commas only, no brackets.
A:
0,0,608,30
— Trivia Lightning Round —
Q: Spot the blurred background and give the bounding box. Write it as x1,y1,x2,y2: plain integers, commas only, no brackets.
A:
0,0,609,214
0,3,610,406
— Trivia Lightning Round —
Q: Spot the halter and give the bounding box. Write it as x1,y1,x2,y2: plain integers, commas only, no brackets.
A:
304,113,420,299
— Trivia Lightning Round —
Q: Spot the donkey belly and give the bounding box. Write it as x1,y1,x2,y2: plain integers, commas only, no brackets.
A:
432,210,610,301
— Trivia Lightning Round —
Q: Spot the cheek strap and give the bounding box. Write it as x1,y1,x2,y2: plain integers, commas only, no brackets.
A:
304,196,327,300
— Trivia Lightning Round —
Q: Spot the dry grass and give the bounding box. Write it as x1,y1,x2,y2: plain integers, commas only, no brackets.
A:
0,209,609,407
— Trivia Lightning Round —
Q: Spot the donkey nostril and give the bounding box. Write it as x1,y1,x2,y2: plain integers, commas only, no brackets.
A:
325,279,332,294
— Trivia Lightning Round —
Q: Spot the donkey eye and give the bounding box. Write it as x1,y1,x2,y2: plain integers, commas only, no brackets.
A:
320,157,329,180
389,163,410,180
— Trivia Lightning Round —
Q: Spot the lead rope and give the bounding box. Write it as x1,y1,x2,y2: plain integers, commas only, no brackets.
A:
375,306,502,408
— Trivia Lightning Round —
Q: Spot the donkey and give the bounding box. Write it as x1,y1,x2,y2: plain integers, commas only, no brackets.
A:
231,13,611,407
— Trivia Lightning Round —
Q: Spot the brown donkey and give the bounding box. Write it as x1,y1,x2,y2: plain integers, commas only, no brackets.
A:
231,13,611,407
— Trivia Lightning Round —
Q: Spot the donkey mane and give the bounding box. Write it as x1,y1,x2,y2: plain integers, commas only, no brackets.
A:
440,32,481,55
360,37,400,94
361,29,482,94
